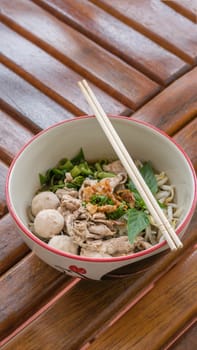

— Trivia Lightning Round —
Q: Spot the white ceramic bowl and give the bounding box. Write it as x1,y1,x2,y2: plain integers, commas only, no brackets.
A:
6,116,197,280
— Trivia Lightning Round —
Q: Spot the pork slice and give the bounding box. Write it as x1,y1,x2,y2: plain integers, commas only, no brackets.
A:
79,178,98,200
63,212,75,236
75,206,91,220
92,212,106,220
83,236,133,256
72,220,90,245
61,194,81,212
56,188,79,199
92,218,126,231
134,237,153,251
103,160,127,176
80,248,112,258
88,223,115,238
100,174,127,191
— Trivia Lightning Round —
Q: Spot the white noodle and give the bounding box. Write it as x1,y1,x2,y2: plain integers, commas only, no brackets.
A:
156,191,170,200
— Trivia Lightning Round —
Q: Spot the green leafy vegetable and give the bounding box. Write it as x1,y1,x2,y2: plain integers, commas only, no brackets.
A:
70,162,93,178
90,195,114,206
140,162,158,194
39,173,47,186
70,165,82,178
107,203,127,219
58,159,73,171
157,200,167,209
94,162,103,172
95,171,116,179
127,208,149,243
126,161,158,210
79,162,93,176
72,175,85,188
133,191,147,210
126,181,146,210
65,182,78,189
71,148,85,165
38,166,67,192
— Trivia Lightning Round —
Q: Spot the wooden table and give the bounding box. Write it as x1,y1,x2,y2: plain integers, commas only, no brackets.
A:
0,1,197,349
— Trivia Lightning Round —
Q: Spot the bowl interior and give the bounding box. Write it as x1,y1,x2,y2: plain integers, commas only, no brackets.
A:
8,117,196,239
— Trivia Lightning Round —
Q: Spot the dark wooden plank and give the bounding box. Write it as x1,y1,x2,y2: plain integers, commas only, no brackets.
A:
0,109,33,161
2,212,196,350
0,161,8,218
0,267,151,350
174,118,197,172
169,322,197,350
32,0,190,85
133,68,197,135
0,24,127,116
87,251,197,350
0,214,29,275
92,0,197,63
164,0,197,23
0,64,75,132
0,253,72,342
0,1,160,109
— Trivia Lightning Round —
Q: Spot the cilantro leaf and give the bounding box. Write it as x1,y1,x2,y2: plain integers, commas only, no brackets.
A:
90,195,114,206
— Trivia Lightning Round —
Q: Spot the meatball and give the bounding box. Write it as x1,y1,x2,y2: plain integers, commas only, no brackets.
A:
48,235,79,255
34,209,64,238
31,191,59,216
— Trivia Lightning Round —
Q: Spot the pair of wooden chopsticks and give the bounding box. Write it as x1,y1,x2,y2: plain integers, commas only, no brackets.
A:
78,79,183,251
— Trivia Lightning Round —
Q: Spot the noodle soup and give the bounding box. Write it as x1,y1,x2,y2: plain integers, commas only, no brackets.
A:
28,149,181,258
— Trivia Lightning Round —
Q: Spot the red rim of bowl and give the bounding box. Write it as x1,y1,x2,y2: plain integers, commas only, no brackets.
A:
6,116,197,263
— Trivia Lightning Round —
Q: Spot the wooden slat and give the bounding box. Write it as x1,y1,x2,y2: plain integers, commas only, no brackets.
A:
133,68,197,135
164,0,197,23
0,24,127,116
0,253,72,342
1,273,144,349
1,117,196,347
32,0,190,86
92,0,197,63
2,212,196,350
0,161,8,218
174,118,197,171
169,322,197,350
0,109,33,162
0,1,160,109
87,251,197,350
0,64,74,132
0,215,29,275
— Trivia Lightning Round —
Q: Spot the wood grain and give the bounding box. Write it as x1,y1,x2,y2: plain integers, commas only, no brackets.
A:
0,0,160,109
2,212,196,350
133,68,197,135
0,2,196,349
174,118,197,171
0,253,71,341
0,24,127,116
0,64,74,132
92,0,197,63
0,109,33,163
163,0,197,23
87,250,197,350
0,161,8,218
169,322,197,350
32,0,190,85
0,215,29,275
